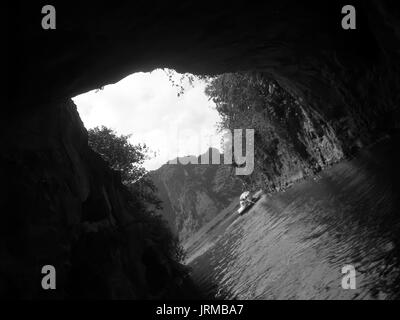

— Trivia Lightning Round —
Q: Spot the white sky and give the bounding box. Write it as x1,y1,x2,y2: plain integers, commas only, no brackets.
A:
72,69,222,171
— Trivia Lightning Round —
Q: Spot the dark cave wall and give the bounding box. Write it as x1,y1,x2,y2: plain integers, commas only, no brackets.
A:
8,1,400,114
0,101,194,299
4,0,400,298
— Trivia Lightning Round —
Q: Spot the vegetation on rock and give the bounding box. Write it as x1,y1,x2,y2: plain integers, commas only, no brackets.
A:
87,126,186,265
205,72,344,192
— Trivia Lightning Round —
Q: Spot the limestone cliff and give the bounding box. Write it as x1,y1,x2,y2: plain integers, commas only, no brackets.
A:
151,149,243,240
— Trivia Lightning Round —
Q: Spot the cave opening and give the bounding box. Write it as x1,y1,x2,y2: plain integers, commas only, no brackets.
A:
69,66,348,246
67,65,350,299
72,68,223,172
66,64,358,300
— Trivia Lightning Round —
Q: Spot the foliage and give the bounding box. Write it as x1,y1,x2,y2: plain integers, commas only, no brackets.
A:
87,126,185,262
205,72,282,131
88,126,148,183
204,72,313,191
88,126,162,210
163,68,211,97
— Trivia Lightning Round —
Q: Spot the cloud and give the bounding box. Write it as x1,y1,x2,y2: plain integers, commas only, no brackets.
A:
72,69,222,171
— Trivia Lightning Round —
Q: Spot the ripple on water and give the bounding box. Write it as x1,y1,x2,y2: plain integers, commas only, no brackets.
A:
188,138,400,299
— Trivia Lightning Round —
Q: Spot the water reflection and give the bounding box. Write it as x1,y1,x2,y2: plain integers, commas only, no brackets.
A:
187,137,400,299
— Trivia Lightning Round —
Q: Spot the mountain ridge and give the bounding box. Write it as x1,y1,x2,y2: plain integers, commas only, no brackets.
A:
150,148,243,241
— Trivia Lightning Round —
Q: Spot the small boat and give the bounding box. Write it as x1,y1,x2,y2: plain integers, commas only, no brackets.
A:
237,190,261,215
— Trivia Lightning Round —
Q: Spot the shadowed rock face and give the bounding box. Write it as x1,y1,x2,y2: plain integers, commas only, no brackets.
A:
0,100,200,299
4,0,400,298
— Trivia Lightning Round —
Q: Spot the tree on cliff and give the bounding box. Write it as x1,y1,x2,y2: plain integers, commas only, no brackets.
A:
87,126,185,262
87,126,161,209
204,72,313,192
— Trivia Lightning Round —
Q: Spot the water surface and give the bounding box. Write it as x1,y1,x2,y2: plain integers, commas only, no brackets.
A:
185,136,400,300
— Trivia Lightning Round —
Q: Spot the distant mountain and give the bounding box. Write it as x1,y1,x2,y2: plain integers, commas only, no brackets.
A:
150,148,243,241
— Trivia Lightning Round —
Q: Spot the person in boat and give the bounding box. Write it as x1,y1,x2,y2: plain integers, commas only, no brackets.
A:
239,191,251,207
240,191,254,206
238,191,257,215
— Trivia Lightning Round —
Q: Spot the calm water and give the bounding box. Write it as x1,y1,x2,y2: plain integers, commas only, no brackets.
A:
186,136,400,299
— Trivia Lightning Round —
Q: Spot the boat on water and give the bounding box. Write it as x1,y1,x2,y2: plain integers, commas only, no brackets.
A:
237,190,261,215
